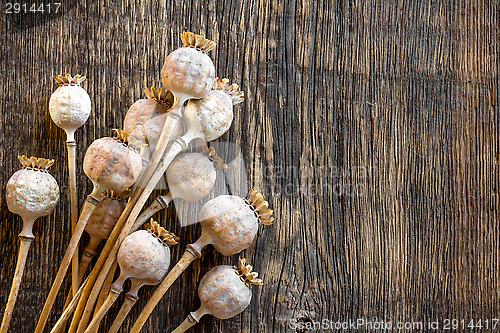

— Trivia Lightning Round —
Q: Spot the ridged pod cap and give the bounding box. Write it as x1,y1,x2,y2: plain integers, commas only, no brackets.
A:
199,189,273,256
198,258,261,319
161,32,216,100
166,147,227,202
6,156,60,221
83,130,143,193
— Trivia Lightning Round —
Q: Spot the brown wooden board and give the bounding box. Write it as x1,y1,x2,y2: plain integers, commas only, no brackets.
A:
0,0,498,332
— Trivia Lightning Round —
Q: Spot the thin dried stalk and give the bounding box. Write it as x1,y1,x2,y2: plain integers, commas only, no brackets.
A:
35,195,101,333
133,193,172,231
83,288,121,333
171,316,197,333
67,142,80,300
0,236,34,333
130,249,199,333
89,261,117,333
49,277,89,333
107,293,137,333
63,246,97,310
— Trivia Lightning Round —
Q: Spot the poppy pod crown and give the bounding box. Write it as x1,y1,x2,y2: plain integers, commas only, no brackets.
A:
213,77,244,104
235,257,263,288
180,32,217,52
144,220,179,246
143,86,174,108
18,155,54,171
53,74,86,86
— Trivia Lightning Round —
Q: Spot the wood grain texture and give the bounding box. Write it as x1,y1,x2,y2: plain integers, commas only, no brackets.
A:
0,0,498,332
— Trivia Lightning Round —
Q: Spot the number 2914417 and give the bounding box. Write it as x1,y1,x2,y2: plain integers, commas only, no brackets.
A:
4,3,61,14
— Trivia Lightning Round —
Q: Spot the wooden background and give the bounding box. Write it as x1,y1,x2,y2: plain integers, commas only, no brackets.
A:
0,0,499,332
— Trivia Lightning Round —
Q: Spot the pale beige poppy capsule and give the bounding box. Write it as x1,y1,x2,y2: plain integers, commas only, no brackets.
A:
83,129,143,194
171,258,262,333
197,188,274,256
193,77,244,141
1,156,59,333
161,32,217,103
83,220,179,333
124,86,183,155
166,146,228,202
5,156,60,238
49,74,91,142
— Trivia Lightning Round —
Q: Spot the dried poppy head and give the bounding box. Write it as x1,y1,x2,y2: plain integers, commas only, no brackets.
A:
6,156,60,238
84,189,129,244
198,189,273,256
166,146,227,202
194,77,244,141
83,129,143,194
115,220,179,289
49,74,91,141
124,86,183,152
170,258,262,333
197,257,262,319
161,32,216,103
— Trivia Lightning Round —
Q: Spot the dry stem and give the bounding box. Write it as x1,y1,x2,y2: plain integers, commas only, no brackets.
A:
63,246,97,310
83,288,121,333
67,141,80,301
108,293,138,333
35,196,100,333
130,249,199,332
49,276,89,333
133,194,171,231
90,261,117,333
171,315,198,333
0,235,34,333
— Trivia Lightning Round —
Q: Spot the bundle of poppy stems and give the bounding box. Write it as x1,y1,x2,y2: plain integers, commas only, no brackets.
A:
0,32,274,333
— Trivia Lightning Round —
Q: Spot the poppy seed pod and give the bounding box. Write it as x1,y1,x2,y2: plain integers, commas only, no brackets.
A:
83,221,179,333
193,77,244,141
124,86,183,152
198,189,274,256
198,258,262,319
115,222,177,288
83,129,143,194
85,190,128,245
166,146,227,202
161,32,217,102
6,156,60,238
1,156,59,333
49,74,91,142
171,258,262,333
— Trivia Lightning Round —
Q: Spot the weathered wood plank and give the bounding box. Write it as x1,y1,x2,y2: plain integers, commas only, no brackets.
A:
0,0,498,332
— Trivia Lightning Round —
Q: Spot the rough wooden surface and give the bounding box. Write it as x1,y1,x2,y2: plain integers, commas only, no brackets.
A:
0,0,499,332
